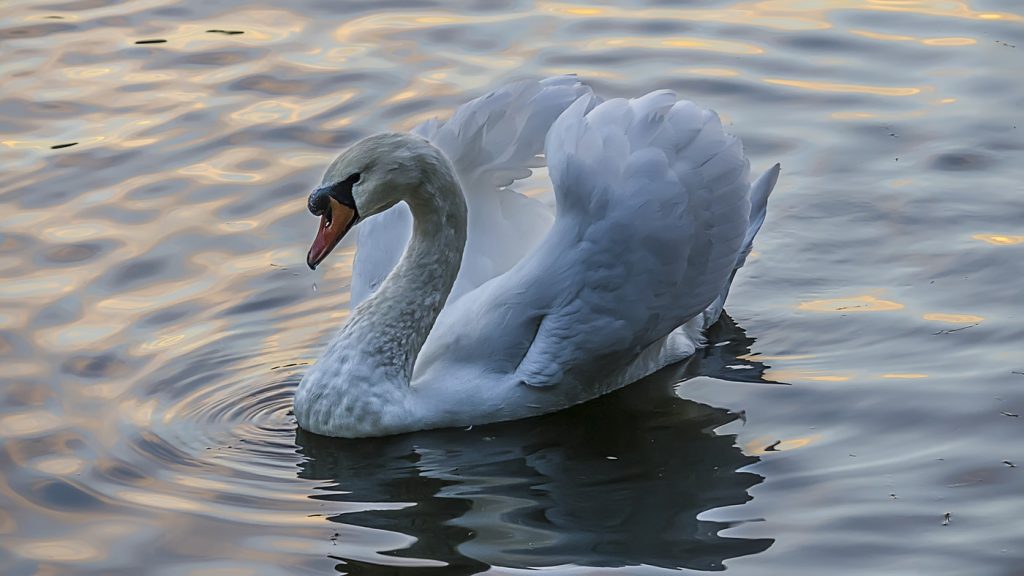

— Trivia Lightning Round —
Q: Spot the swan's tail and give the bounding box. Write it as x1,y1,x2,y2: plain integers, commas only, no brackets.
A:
701,162,781,328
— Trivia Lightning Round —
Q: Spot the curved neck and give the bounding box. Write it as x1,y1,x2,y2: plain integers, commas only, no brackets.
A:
295,140,467,437
342,161,467,384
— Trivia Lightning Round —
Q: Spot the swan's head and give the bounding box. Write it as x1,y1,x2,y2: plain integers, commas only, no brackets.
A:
305,132,445,270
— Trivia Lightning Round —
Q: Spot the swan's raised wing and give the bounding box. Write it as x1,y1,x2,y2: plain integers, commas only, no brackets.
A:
511,91,753,387
350,76,592,307
416,90,759,394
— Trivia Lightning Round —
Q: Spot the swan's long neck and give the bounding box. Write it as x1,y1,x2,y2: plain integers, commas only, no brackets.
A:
295,145,466,437
350,175,467,381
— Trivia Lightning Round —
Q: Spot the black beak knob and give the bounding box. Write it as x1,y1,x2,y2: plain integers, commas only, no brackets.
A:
308,186,330,216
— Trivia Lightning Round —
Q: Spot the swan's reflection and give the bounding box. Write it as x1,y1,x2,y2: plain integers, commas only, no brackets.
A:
295,315,772,574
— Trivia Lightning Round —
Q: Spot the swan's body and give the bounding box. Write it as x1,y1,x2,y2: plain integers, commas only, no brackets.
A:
295,77,780,438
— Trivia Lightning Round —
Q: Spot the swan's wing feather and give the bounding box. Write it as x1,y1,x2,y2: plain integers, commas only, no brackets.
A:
702,162,780,327
515,91,752,388
351,77,591,308
413,76,590,188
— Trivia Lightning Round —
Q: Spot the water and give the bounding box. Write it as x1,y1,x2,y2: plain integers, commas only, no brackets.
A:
2,0,1022,573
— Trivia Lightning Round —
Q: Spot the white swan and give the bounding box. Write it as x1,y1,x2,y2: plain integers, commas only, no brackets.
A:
295,77,780,438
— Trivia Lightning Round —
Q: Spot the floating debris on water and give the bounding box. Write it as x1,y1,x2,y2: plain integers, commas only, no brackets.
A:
51,142,77,149
764,440,782,452
1003,460,1016,468
1001,411,1019,418
270,361,309,371
207,29,244,35
942,512,951,526
933,323,978,335
134,39,167,44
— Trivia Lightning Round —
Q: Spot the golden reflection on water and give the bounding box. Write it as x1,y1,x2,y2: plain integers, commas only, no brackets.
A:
746,434,823,455
798,295,905,313
541,1,830,30
0,411,65,439
756,0,1021,23
766,369,851,383
766,369,936,384
32,455,88,476
972,233,1024,245
763,78,922,97
12,539,103,563
38,323,123,350
922,313,984,324
584,36,765,55
921,37,976,46
850,29,916,41
0,276,81,300
118,490,204,513
231,99,340,125
680,67,742,77
848,29,977,46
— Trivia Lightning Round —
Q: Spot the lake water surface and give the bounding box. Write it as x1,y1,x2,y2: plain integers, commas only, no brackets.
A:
2,0,1023,574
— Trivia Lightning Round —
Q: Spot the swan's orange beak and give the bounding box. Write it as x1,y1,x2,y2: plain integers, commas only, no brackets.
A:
307,197,358,270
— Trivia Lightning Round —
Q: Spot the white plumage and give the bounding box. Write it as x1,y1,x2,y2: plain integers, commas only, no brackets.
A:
295,76,780,437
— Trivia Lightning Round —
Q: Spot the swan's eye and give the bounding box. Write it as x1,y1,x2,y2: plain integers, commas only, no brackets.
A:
346,173,361,184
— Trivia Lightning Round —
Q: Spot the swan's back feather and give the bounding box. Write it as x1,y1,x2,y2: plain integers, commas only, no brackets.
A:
350,76,590,307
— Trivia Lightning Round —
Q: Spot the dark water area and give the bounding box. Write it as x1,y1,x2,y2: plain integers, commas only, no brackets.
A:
1,0,1023,574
